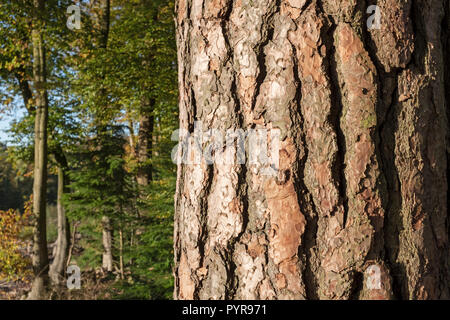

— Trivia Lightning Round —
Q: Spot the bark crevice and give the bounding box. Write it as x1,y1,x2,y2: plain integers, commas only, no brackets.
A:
251,1,280,114
290,33,320,300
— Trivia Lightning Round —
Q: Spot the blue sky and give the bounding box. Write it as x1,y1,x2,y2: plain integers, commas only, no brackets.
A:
0,109,25,144
0,82,26,144
0,115,12,142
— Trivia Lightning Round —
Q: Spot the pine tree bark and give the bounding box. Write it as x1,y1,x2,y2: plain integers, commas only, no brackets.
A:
28,0,49,300
174,0,450,300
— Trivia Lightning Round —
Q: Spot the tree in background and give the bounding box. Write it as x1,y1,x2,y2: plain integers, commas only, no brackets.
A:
0,0,78,295
0,0,177,299
66,0,177,297
110,0,177,298
28,0,51,299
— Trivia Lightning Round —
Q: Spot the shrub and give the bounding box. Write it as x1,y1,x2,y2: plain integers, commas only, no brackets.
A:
0,203,32,281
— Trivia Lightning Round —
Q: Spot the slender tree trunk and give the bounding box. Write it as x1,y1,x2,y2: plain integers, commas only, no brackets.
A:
174,0,450,300
137,3,157,188
119,228,124,279
137,97,155,187
49,165,70,285
28,0,49,300
66,221,79,269
93,0,114,272
102,216,113,272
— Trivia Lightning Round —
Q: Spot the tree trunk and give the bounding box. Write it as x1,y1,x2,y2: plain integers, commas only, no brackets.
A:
137,97,155,187
102,216,113,272
49,165,70,285
174,0,450,300
119,228,124,279
28,0,49,300
93,0,114,273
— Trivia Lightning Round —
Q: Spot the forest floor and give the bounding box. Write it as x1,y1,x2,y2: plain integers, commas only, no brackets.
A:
0,236,119,300
0,268,118,300
0,277,32,300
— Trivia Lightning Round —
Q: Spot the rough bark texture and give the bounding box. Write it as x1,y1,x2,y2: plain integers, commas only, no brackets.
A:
28,0,49,300
174,0,450,299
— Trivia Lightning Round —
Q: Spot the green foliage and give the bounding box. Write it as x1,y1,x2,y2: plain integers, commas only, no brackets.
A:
67,126,131,219
74,217,104,270
64,0,178,299
0,142,32,212
115,176,175,299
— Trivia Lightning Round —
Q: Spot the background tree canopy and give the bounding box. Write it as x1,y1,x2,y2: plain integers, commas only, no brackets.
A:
0,0,177,299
